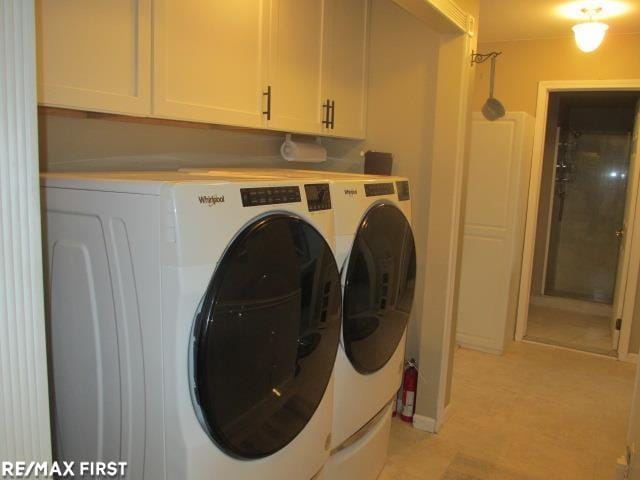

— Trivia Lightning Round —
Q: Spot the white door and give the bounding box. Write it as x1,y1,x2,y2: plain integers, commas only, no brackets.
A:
267,0,326,134
36,0,151,115
456,113,534,353
537,126,561,296
611,102,640,350
321,0,369,139
153,0,269,127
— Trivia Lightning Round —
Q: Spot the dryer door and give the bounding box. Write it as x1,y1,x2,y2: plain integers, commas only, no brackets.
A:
192,214,341,459
343,203,416,374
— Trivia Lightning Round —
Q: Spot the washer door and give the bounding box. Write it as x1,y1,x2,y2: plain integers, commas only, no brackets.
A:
192,214,341,459
343,203,416,374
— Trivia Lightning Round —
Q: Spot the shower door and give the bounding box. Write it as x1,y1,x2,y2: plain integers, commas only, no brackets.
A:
544,129,632,303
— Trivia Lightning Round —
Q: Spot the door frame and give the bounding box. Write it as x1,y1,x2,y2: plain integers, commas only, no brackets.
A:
515,79,640,361
539,126,561,296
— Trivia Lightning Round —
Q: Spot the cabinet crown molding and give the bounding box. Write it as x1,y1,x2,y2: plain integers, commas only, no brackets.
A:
392,0,469,34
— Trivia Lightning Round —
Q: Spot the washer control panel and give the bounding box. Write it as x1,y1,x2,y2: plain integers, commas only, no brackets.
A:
305,184,332,211
240,186,301,207
364,182,395,197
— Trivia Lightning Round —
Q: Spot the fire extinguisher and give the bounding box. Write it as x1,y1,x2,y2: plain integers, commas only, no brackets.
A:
400,358,418,423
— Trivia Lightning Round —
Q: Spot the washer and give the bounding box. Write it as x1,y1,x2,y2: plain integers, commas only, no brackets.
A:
42,171,343,480
182,168,416,479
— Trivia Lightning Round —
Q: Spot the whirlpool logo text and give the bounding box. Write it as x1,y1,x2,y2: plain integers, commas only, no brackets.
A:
198,195,225,206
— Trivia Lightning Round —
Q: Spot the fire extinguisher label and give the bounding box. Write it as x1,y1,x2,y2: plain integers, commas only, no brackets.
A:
402,392,415,416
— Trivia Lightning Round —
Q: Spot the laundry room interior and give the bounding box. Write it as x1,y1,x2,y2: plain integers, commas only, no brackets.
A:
3,0,640,479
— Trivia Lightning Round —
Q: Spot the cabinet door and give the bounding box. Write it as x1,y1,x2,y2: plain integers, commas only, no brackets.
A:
323,0,369,139
456,113,534,354
267,0,326,134
153,0,269,127
36,0,151,115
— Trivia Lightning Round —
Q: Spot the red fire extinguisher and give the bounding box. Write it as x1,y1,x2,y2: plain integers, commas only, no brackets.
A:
400,358,418,423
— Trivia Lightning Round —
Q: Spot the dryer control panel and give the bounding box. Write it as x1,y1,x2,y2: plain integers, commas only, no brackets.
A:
364,182,395,197
240,186,301,207
304,184,332,211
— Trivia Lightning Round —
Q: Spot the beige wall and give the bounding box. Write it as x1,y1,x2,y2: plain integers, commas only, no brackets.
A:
472,33,640,116
38,113,367,173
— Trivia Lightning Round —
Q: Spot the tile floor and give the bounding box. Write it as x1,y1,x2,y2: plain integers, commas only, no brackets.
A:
380,342,636,480
526,304,613,354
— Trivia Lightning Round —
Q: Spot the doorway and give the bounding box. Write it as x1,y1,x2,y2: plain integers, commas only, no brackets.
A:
517,83,640,359
545,126,632,304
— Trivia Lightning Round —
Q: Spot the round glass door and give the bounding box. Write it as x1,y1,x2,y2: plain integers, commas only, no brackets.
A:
343,203,416,374
192,214,341,459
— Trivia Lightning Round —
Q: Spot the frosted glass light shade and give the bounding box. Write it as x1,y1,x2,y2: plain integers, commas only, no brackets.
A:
572,21,609,52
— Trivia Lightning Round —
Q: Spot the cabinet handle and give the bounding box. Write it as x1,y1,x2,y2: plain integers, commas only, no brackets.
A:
263,85,271,120
330,100,335,129
322,99,330,127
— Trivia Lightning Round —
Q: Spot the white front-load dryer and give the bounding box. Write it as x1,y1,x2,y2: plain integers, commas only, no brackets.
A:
321,174,415,480
42,171,343,480
181,168,416,480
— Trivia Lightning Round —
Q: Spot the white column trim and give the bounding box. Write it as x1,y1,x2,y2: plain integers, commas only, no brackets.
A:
0,0,52,465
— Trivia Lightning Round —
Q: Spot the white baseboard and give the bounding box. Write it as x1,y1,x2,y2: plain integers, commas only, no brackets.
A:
412,404,452,434
623,352,638,364
456,333,504,355
412,414,436,433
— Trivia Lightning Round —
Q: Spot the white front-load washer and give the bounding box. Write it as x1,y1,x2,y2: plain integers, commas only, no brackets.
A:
42,171,343,480
181,168,416,480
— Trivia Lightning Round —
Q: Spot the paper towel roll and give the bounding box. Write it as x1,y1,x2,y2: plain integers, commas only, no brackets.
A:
280,135,327,163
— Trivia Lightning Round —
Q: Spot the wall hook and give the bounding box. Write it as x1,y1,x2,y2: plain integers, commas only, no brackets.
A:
471,50,502,66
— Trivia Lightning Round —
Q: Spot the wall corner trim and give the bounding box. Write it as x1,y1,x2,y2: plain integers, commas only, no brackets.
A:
0,0,53,465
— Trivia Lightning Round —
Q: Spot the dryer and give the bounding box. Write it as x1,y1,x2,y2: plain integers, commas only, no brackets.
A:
182,168,416,480
42,171,343,480
320,173,415,480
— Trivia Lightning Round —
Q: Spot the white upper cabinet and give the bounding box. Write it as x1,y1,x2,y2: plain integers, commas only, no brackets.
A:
36,0,369,138
321,0,369,139
266,0,326,134
36,0,151,116
152,0,269,127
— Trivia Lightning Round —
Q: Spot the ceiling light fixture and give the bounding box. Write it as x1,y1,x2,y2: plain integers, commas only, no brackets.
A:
572,5,609,52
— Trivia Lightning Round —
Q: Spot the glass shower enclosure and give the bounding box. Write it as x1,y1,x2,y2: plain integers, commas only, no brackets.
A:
544,129,632,304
